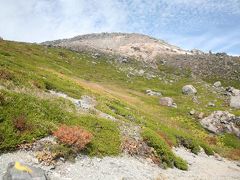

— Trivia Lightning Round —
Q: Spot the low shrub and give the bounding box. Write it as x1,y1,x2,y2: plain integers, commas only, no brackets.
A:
177,136,200,154
13,114,27,132
221,134,240,149
0,69,14,80
0,92,5,105
50,144,76,161
53,125,93,150
142,127,188,170
200,143,214,155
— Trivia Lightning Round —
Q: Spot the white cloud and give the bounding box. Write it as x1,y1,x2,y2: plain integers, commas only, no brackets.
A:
0,0,239,54
0,0,128,42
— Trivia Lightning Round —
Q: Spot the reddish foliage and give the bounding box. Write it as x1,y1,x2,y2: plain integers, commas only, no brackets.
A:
53,125,93,150
205,136,217,145
158,131,174,147
0,69,14,80
13,115,27,131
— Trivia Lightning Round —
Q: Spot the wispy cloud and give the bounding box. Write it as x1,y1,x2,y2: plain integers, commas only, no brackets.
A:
0,0,239,54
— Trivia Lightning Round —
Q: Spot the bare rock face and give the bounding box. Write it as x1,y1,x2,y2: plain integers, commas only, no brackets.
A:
159,97,177,108
182,85,197,95
42,33,192,64
200,111,240,137
3,162,47,180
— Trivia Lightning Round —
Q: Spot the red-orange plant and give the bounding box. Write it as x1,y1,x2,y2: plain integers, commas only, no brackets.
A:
53,125,93,150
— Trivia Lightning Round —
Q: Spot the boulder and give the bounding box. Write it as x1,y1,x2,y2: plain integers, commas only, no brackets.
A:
213,81,221,87
200,111,240,137
230,96,240,109
3,162,47,180
159,97,177,108
182,85,197,95
145,89,162,96
226,87,240,96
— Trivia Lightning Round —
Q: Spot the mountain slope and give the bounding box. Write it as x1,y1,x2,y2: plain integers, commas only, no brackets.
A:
0,38,240,175
43,33,192,62
43,33,240,88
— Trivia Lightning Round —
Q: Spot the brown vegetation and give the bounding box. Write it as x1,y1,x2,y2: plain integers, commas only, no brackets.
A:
53,125,93,150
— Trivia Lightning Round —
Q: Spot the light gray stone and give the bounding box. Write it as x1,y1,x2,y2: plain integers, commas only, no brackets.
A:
182,85,197,95
159,97,177,108
213,81,221,87
230,96,240,109
145,89,162,96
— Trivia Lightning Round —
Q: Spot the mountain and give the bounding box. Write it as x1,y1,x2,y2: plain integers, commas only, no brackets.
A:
44,32,240,87
0,34,240,179
43,33,192,62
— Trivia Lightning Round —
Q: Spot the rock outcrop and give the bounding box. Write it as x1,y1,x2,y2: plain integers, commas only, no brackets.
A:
200,111,240,137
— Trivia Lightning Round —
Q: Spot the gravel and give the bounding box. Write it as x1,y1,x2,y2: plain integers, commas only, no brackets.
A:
1,148,240,180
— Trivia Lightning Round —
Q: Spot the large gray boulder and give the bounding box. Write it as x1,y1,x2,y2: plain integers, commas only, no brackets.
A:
182,85,197,95
200,111,240,137
3,162,47,180
230,96,240,109
159,97,177,108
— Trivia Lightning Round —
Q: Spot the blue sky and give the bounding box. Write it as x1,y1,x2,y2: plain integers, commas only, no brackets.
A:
0,0,240,55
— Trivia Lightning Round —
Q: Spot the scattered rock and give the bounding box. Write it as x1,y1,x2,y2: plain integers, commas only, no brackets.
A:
182,85,197,95
197,112,205,119
213,81,221,87
189,110,196,115
159,97,177,108
76,95,97,110
192,96,199,104
208,102,215,107
200,111,240,137
230,95,240,109
145,89,162,96
3,162,47,180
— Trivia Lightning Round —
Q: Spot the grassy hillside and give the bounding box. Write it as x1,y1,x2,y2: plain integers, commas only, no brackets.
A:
0,40,239,169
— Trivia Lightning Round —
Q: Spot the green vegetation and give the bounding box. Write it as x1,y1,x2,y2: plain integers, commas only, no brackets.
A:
0,90,120,156
0,40,239,169
141,128,188,170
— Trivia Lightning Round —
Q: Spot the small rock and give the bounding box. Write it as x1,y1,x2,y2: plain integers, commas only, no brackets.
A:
213,81,221,87
145,89,162,96
189,110,196,115
159,97,176,108
182,85,197,95
208,102,215,107
197,112,205,119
